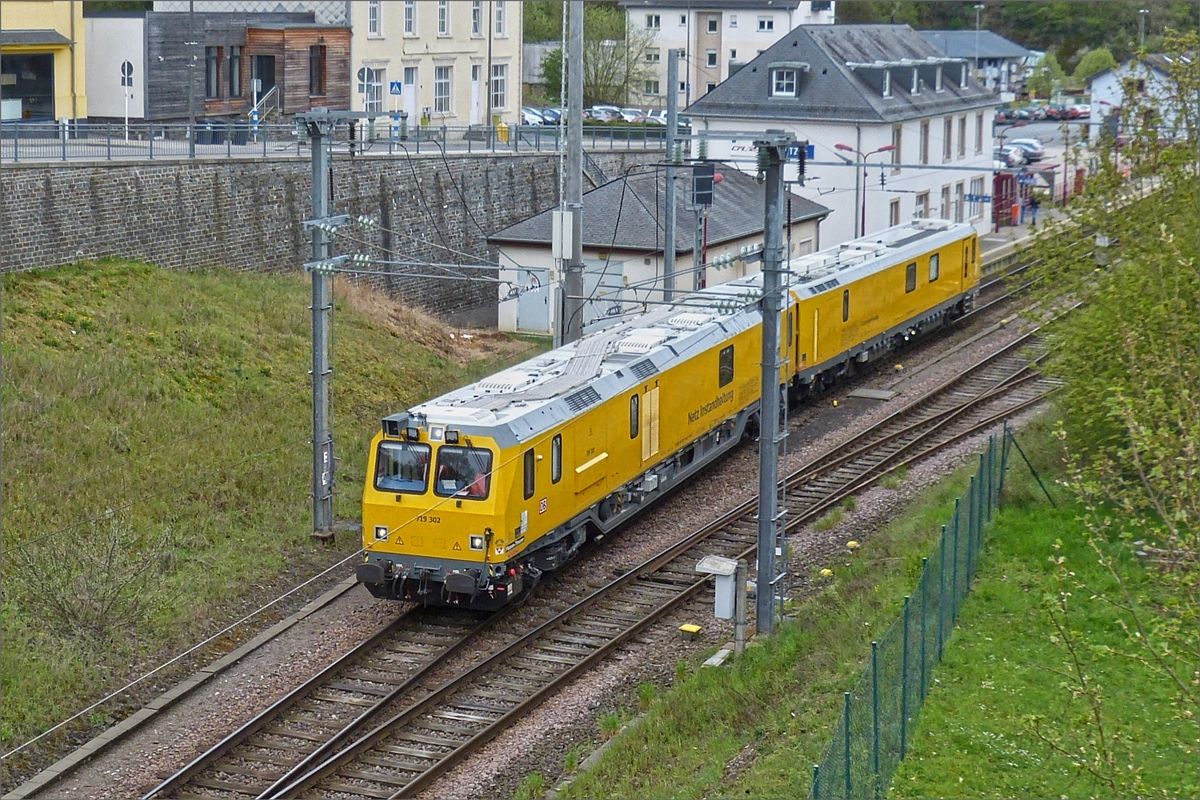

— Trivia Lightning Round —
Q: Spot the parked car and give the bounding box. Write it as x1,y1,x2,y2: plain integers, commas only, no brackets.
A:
1006,138,1045,161
1070,104,1091,119
521,107,546,125
1024,104,1048,120
992,145,1027,167
586,108,618,121
1043,104,1069,120
619,108,645,122
538,107,562,124
631,115,666,125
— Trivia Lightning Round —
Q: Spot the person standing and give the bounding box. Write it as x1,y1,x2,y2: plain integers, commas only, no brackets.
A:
1030,194,1041,225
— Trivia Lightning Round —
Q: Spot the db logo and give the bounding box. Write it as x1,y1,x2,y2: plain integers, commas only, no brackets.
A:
539,497,548,514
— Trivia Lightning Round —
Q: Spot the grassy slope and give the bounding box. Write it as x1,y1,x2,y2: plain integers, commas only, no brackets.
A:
557,420,1197,799
0,260,546,752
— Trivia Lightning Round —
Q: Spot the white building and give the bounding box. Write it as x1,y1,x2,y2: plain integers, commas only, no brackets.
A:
490,167,829,334
348,0,522,127
687,24,997,245
1087,55,1177,144
620,1,834,110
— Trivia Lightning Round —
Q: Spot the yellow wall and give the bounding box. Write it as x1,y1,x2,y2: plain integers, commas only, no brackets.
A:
0,1,87,119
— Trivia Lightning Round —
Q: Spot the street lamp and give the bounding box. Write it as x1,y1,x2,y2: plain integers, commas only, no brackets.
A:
974,4,985,84
996,120,1027,153
835,142,897,236
1138,8,1149,48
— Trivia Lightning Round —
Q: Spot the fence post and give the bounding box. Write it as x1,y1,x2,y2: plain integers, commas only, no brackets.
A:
61,121,68,161
938,526,947,657
999,422,1010,498
843,692,852,800
967,476,978,582
920,558,929,700
12,124,18,162
872,640,880,798
812,764,820,800
901,595,910,760
951,503,961,622
106,123,112,160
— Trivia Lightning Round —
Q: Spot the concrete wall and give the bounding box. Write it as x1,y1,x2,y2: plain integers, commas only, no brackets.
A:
0,149,662,326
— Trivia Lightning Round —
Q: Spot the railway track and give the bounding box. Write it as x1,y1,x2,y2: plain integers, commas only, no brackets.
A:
184,332,1054,800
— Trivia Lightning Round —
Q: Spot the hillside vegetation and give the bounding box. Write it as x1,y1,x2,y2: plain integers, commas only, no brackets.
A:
0,260,542,763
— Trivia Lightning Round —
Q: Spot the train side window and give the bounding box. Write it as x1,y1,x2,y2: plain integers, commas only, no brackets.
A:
971,237,976,265
629,394,639,439
929,253,940,282
905,262,917,293
718,345,734,387
842,289,850,322
551,434,562,484
523,448,535,500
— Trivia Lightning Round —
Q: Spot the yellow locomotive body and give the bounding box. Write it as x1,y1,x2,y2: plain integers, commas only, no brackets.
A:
358,219,979,608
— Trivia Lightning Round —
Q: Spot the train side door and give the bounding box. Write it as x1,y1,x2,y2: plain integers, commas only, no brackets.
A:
640,384,660,463
962,240,971,284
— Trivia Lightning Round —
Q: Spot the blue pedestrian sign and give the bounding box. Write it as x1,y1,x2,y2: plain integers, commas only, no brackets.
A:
965,193,992,203
389,81,403,95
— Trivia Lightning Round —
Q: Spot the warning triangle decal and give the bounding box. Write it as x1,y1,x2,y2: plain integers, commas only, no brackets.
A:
452,542,462,551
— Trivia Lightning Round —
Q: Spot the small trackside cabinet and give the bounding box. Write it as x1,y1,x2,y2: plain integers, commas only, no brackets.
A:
696,555,740,620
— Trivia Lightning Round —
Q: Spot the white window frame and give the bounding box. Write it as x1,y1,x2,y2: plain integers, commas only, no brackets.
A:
364,67,384,113
758,16,774,31
975,112,984,153
472,1,483,36
438,1,450,36
403,1,415,36
969,176,985,218
494,0,506,36
730,48,737,60
645,49,660,64
772,68,797,97
490,63,507,109
958,115,967,158
434,65,451,112
943,116,953,162
644,79,660,95
706,50,717,68
368,0,382,37
935,65,944,92
955,182,965,223
646,14,660,30
891,125,902,172
730,14,738,27
708,17,718,33
882,70,891,97
960,63,968,86
919,120,929,164
680,14,687,26
911,68,919,95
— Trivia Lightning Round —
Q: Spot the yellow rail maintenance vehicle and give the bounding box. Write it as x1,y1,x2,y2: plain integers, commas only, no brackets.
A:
357,218,979,609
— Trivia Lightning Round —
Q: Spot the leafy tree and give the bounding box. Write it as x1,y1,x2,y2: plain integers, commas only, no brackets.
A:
537,5,657,107
523,1,563,43
1025,28,1199,791
1026,51,1066,98
1072,47,1116,82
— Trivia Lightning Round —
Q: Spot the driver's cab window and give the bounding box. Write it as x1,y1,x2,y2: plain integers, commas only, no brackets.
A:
434,445,493,498
374,441,431,493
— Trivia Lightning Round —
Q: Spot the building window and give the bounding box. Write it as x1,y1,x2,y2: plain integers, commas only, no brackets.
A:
719,345,734,386
309,45,326,96
975,112,984,153
916,191,930,218
491,63,507,109
403,1,415,35
228,46,242,97
911,67,919,94
707,50,717,67
472,1,483,35
730,14,738,27
730,49,737,60
812,0,833,10
940,185,951,220
891,125,902,171
935,65,944,92
842,289,850,322
919,120,929,164
943,117,953,162
646,14,660,29
708,17,718,33
494,0,506,35
758,16,774,31
644,79,660,95
645,49,660,63
890,199,901,226
882,70,892,98
772,69,797,96
970,176,984,217
434,66,451,112
905,262,917,293
955,182,965,222
363,67,384,113
958,116,967,157
680,14,687,26
404,65,417,98
679,81,687,93
960,63,968,86
205,47,221,99
523,448,535,499
368,0,382,36
629,395,640,439
929,252,940,282
551,434,562,483
706,82,716,93
438,1,450,35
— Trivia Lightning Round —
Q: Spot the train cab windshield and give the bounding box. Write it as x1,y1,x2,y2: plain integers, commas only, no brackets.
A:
374,441,431,493
434,445,493,499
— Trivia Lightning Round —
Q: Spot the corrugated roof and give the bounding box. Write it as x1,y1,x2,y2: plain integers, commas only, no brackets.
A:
686,24,995,124
1,30,73,46
488,165,829,251
918,30,1033,60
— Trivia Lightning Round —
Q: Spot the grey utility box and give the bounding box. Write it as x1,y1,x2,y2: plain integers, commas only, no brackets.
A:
695,555,739,620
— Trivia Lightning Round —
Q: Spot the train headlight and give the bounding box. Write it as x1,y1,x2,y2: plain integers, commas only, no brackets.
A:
374,525,389,541
469,535,485,551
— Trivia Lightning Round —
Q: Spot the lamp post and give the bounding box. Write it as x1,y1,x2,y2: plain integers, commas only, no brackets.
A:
996,120,1027,152
1138,8,1149,48
835,142,897,237
974,4,984,85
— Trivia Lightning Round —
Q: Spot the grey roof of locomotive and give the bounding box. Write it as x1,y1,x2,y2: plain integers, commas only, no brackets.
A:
387,219,974,449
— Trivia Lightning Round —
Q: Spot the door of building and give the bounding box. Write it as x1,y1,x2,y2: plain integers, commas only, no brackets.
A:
470,64,482,125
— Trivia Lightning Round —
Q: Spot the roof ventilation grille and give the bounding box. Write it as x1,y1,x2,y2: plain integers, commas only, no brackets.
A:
668,312,714,330
477,372,537,394
565,386,602,412
616,329,671,355
630,359,659,380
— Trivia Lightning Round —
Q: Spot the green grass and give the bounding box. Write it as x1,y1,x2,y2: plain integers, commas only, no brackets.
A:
557,420,1197,799
0,260,546,764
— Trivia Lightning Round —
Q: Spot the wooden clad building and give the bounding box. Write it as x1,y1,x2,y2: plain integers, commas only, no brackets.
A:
244,24,350,116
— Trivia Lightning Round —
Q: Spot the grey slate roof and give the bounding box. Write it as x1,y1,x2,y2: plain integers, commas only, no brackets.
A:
1,30,73,46
918,30,1032,60
488,166,829,252
1086,54,1178,85
686,24,995,124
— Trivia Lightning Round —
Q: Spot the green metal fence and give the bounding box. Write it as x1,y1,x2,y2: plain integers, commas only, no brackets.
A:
810,430,1009,799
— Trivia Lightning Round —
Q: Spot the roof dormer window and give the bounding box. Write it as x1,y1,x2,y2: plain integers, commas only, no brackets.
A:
911,68,920,94
772,68,798,96
882,70,891,98
960,63,968,87
935,65,944,92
